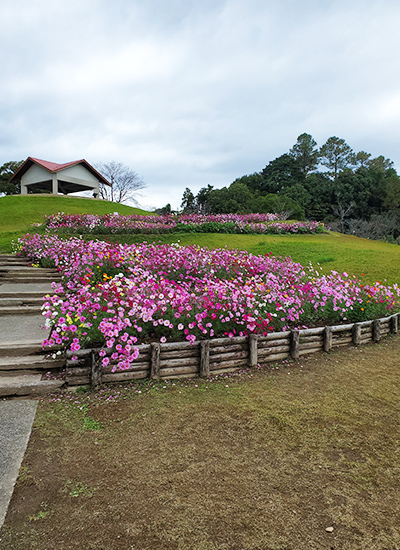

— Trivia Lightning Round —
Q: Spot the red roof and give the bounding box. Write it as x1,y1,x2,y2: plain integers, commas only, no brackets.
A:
10,156,111,186
29,157,86,173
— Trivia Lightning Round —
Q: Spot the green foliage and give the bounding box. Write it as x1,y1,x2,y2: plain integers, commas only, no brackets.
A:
289,133,319,175
82,417,102,431
319,136,355,179
0,160,24,195
261,154,303,194
181,187,196,213
63,481,98,498
231,172,264,192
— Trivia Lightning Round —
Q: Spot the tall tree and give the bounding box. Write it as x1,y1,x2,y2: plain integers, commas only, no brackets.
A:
319,137,355,180
384,174,400,210
0,160,24,195
354,150,371,168
289,133,319,175
195,185,214,214
180,187,195,213
260,154,303,194
95,161,146,204
367,155,394,173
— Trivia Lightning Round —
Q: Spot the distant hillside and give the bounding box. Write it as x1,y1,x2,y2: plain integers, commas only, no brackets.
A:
0,195,152,232
0,194,153,252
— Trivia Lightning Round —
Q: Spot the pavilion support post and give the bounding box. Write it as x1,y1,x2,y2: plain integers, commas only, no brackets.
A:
52,174,58,194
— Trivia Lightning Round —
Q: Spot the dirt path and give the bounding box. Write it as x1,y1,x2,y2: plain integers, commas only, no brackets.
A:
1,336,400,550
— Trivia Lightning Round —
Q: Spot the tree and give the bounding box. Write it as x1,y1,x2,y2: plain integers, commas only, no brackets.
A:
258,194,305,220
95,161,146,204
383,174,400,210
180,187,196,213
208,183,254,214
303,173,333,220
282,183,312,212
367,155,394,173
195,185,214,214
354,151,371,168
0,160,24,195
154,203,172,215
260,154,303,194
289,133,319,175
319,137,355,179
332,200,354,233
231,172,263,193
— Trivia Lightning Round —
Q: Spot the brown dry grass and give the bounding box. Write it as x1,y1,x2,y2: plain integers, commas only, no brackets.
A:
1,337,400,550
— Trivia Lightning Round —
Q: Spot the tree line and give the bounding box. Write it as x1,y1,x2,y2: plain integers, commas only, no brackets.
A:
175,134,400,242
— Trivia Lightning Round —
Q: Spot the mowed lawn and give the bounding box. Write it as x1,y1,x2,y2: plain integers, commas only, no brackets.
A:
0,195,150,253
1,337,400,550
95,231,400,285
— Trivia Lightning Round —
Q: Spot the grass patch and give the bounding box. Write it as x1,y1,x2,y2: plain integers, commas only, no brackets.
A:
62,481,98,498
0,195,151,252
87,231,400,285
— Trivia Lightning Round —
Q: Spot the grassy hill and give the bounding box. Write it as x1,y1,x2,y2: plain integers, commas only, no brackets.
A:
0,194,151,252
1,195,399,285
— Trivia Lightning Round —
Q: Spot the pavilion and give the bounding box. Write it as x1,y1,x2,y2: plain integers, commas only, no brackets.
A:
10,157,111,197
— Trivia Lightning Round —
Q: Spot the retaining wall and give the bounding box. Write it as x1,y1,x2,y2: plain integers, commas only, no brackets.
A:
65,313,399,388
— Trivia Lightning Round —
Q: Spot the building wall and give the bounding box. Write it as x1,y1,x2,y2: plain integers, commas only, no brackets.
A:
60,164,100,183
21,165,51,185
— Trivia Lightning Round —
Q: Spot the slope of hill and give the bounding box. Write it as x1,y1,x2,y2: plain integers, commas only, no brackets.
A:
0,194,152,252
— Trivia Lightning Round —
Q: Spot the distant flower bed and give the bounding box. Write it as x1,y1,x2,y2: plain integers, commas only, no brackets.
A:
17,234,400,372
44,212,326,235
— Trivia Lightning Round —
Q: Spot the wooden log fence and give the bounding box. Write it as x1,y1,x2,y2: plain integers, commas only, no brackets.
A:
65,312,400,388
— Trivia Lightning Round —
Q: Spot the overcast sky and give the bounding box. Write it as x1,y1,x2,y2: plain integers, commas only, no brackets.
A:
2,0,400,209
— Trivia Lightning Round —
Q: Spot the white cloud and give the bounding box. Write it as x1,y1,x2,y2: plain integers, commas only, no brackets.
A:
2,0,400,208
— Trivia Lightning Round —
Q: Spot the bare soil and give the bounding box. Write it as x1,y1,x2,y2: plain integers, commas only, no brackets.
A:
1,337,400,550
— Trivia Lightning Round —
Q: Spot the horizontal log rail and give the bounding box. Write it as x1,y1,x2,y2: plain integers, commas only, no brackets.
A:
65,313,400,388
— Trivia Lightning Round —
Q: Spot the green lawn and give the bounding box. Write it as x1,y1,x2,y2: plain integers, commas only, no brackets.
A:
0,195,151,253
91,231,400,285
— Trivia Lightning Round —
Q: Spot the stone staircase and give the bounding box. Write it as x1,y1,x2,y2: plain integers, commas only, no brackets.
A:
0,255,66,398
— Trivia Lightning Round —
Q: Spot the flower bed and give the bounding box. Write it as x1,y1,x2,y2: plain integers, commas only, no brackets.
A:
17,234,400,375
43,212,326,235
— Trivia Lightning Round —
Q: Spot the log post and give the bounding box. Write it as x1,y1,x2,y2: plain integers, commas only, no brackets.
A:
290,330,300,360
91,351,102,389
352,323,361,346
390,314,399,334
323,326,332,352
249,334,258,368
150,343,161,379
199,340,210,378
373,319,381,343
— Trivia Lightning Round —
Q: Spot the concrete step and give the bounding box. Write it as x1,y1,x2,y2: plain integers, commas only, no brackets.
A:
0,277,61,284
0,256,31,265
0,297,44,306
0,341,44,358
0,355,65,371
0,375,65,398
0,261,31,267
0,305,42,316
0,315,50,347
0,292,53,300
0,266,58,274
